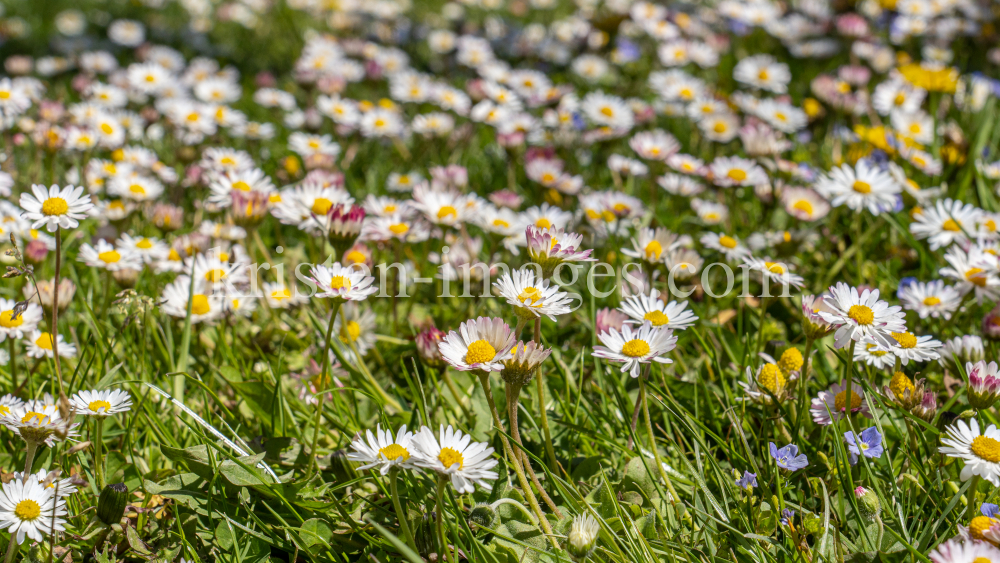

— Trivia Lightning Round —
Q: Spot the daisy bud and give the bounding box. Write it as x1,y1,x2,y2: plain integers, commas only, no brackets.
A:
415,327,447,370
966,361,1000,410
467,503,499,530
23,240,49,264
566,513,599,562
855,487,880,522
97,483,129,526
327,203,366,256
25,278,76,312
149,203,183,231
230,190,270,229
984,306,1000,340
914,392,937,421
112,267,140,289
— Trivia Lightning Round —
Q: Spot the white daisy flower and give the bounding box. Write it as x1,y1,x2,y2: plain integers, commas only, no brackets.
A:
733,54,791,93
909,198,980,250
940,246,1000,304
0,299,42,342
13,469,76,498
160,276,224,324
0,403,78,447
347,424,419,475
853,339,896,369
810,379,871,426
0,477,67,544
438,317,516,373
743,255,805,290
819,282,907,349
814,160,900,215
19,184,93,232
899,279,962,320
940,418,1000,486
332,303,378,358
593,321,677,378
621,227,685,264
618,288,698,331
308,263,378,302
700,232,751,262
493,269,574,321
117,234,170,264
262,282,307,309
410,425,499,493
77,239,142,272
890,331,942,365
25,331,76,359
69,389,132,417
930,538,1000,563
709,156,769,188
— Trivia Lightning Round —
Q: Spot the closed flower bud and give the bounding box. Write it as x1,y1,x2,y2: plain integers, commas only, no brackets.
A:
855,486,880,522
97,483,129,526
467,503,499,530
566,513,599,562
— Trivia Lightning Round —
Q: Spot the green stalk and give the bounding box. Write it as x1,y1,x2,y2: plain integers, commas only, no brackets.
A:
94,417,105,489
306,300,342,477
967,474,982,522
174,268,198,401
388,467,417,552
435,477,457,563
640,374,681,505
532,318,558,472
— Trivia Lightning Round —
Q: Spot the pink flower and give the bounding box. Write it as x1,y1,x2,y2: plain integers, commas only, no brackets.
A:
596,308,628,335
967,361,1000,410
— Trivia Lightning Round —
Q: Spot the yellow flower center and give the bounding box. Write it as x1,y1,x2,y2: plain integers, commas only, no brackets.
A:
644,240,663,260
942,219,961,232
0,310,23,328
232,181,251,192
792,200,814,215
205,268,226,282
191,294,211,315
889,371,915,399
99,250,121,264
345,250,366,264
894,93,906,105
966,267,987,287
14,500,41,521
438,447,464,469
778,348,803,373
437,205,458,220
129,184,145,195
599,106,614,117
136,238,153,249
757,69,769,80
518,286,543,304
340,320,361,342
389,223,409,235
971,435,1000,463
764,262,785,274
758,363,786,395
35,333,53,350
330,276,351,290
0,91,9,100
621,339,650,358
100,123,114,135
713,121,728,133
21,412,48,425
726,169,747,182
719,235,737,249
89,400,112,413
379,443,410,462
852,180,872,194
311,198,333,215
834,389,863,412
969,516,999,541
492,219,510,228
535,218,552,229
922,296,941,306
41,197,69,216
847,304,874,325
643,311,669,326
892,332,917,349
465,339,497,365
272,288,292,301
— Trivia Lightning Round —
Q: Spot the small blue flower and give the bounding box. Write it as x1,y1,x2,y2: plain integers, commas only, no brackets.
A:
844,427,884,465
897,277,917,298
614,38,640,63
780,508,796,526
770,442,809,471
983,503,1000,519
735,471,757,490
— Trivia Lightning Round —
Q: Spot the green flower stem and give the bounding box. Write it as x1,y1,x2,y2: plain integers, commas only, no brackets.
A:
967,474,982,522
532,318,558,473
50,228,64,398
507,385,562,520
306,300,342,478
475,374,555,545
435,476,457,563
388,467,417,553
94,417,105,489
754,295,769,361
640,374,681,505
